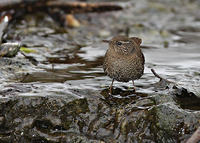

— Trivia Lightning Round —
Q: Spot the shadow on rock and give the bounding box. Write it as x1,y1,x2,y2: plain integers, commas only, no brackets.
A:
173,86,200,110
100,87,149,107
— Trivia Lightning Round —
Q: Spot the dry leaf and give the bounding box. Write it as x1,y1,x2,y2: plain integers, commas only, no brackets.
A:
66,14,80,28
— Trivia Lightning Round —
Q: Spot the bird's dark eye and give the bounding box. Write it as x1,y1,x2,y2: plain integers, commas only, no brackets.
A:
117,42,122,45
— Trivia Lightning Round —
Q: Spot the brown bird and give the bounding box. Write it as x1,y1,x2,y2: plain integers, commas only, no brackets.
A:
103,35,145,94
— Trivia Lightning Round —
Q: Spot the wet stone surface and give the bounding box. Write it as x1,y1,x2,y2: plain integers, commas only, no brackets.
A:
0,0,200,142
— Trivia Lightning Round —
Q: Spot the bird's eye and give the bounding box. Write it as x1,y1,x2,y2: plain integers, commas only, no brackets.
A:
117,42,122,45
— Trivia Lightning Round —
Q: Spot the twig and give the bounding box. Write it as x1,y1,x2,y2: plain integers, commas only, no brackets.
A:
19,50,39,66
186,126,200,143
151,68,163,80
20,73,29,82
151,68,176,84
125,27,130,37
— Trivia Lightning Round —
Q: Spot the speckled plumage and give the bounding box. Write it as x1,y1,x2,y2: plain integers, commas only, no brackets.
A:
103,35,145,93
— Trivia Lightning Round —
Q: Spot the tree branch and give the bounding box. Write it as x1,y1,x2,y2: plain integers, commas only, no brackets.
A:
0,1,123,13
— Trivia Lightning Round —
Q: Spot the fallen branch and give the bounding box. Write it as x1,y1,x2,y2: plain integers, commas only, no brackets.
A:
0,1,123,13
0,0,49,12
0,0,22,12
47,1,123,13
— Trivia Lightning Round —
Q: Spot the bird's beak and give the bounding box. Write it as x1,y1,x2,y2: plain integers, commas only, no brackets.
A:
102,40,110,43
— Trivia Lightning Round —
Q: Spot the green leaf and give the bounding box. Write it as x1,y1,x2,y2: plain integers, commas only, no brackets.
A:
20,47,37,53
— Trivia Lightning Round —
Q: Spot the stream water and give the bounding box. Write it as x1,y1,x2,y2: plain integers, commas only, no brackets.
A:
10,0,200,96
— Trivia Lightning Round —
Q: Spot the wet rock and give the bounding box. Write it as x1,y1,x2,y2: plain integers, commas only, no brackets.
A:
0,57,32,83
0,86,154,142
152,103,200,143
0,43,20,57
0,90,88,142
150,87,200,142
0,83,199,142
0,116,5,127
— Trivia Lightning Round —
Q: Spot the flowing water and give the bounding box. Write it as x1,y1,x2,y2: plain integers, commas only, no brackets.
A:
10,1,199,96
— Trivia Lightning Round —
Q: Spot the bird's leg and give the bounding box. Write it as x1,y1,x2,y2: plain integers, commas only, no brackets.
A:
109,79,114,94
132,80,136,93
